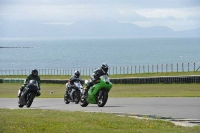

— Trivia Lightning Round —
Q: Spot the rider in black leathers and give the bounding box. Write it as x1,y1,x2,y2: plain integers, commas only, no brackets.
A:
66,70,84,92
84,63,109,95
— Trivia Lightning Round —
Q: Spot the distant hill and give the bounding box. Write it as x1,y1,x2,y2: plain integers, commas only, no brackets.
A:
0,21,199,38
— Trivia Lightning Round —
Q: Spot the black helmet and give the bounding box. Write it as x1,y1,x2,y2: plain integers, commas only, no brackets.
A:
32,69,38,77
74,70,80,78
101,63,108,73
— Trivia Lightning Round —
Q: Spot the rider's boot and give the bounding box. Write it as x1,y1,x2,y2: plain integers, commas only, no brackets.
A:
18,89,21,98
17,90,21,104
84,86,89,96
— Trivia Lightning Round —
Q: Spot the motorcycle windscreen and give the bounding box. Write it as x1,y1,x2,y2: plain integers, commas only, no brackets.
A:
100,75,110,82
74,81,82,89
27,80,39,91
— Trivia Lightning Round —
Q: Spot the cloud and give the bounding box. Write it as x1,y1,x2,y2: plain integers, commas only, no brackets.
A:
136,7,200,19
43,22,74,25
132,7,200,31
0,1,200,31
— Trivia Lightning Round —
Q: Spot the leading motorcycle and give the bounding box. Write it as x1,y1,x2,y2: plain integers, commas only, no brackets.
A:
80,75,112,107
64,80,83,104
18,80,39,108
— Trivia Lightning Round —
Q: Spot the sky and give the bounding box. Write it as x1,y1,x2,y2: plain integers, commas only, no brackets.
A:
0,0,200,31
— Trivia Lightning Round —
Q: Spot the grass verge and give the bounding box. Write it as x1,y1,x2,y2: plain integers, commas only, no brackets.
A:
0,109,199,133
0,83,200,98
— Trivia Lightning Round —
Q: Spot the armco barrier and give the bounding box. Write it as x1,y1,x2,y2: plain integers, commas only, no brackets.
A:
40,76,200,84
40,79,68,84
3,78,25,83
110,76,200,84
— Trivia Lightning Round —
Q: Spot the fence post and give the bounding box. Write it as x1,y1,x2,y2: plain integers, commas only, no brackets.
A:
188,63,189,72
182,63,184,72
143,65,145,73
157,65,158,73
139,66,140,73
171,64,173,72
152,65,154,73
161,64,163,73
135,66,136,74
148,65,149,73
177,63,178,72
131,66,132,74
194,63,195,71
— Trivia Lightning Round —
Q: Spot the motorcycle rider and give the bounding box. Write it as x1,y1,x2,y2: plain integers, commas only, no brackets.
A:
18,69,41,98
84,63,109,96
66,70,84,92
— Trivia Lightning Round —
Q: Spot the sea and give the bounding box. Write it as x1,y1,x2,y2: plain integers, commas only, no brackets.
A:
0,37,200,70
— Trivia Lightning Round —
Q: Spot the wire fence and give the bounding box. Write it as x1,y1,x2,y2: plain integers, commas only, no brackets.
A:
0,62,200,76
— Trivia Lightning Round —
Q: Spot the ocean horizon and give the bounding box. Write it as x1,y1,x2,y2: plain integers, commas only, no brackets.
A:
1,37,200,70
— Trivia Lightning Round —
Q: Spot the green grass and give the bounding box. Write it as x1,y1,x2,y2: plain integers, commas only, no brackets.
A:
1,71,200,79
0,109,199,133
0,83,200,98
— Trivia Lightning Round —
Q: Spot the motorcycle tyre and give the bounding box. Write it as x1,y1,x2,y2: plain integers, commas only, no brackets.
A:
18,98,24,108
26,93,34,108
64,94,70,104
80,96,88,107
18,104,24,108
98,91,108,107
74,91,80,104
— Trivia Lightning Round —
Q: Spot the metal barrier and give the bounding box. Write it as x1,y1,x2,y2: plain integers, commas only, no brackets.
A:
39,76,200,84
0,62,200,76
3,78,25,83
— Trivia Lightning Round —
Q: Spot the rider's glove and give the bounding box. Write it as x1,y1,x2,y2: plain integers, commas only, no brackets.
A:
36,90,41,96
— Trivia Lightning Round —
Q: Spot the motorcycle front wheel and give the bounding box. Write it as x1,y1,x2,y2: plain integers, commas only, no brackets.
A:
18,104,24,108
26,93,34,108
80,96,88,107
18,98,24,108
74,91,80,104
64,93,70,104
97,91,108,107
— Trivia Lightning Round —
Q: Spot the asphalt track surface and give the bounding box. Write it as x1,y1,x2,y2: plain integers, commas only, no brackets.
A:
0,97,200,119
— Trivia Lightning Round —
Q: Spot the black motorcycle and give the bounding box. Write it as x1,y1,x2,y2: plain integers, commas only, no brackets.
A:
18,80,39,108
64,81,83,104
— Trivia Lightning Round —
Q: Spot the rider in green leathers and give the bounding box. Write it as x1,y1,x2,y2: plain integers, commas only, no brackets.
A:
18,69,41,98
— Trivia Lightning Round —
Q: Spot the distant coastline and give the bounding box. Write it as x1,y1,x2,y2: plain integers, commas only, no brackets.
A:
0,47,33,48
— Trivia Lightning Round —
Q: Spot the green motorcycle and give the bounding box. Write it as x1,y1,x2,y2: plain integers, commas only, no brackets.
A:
80,75,112,107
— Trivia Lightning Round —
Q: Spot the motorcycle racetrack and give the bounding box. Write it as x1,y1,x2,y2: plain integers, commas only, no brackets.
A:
0,97,200,127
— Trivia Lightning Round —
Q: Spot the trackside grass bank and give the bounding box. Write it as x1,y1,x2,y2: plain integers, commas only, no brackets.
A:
0,109,199,133
0,83,200,98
